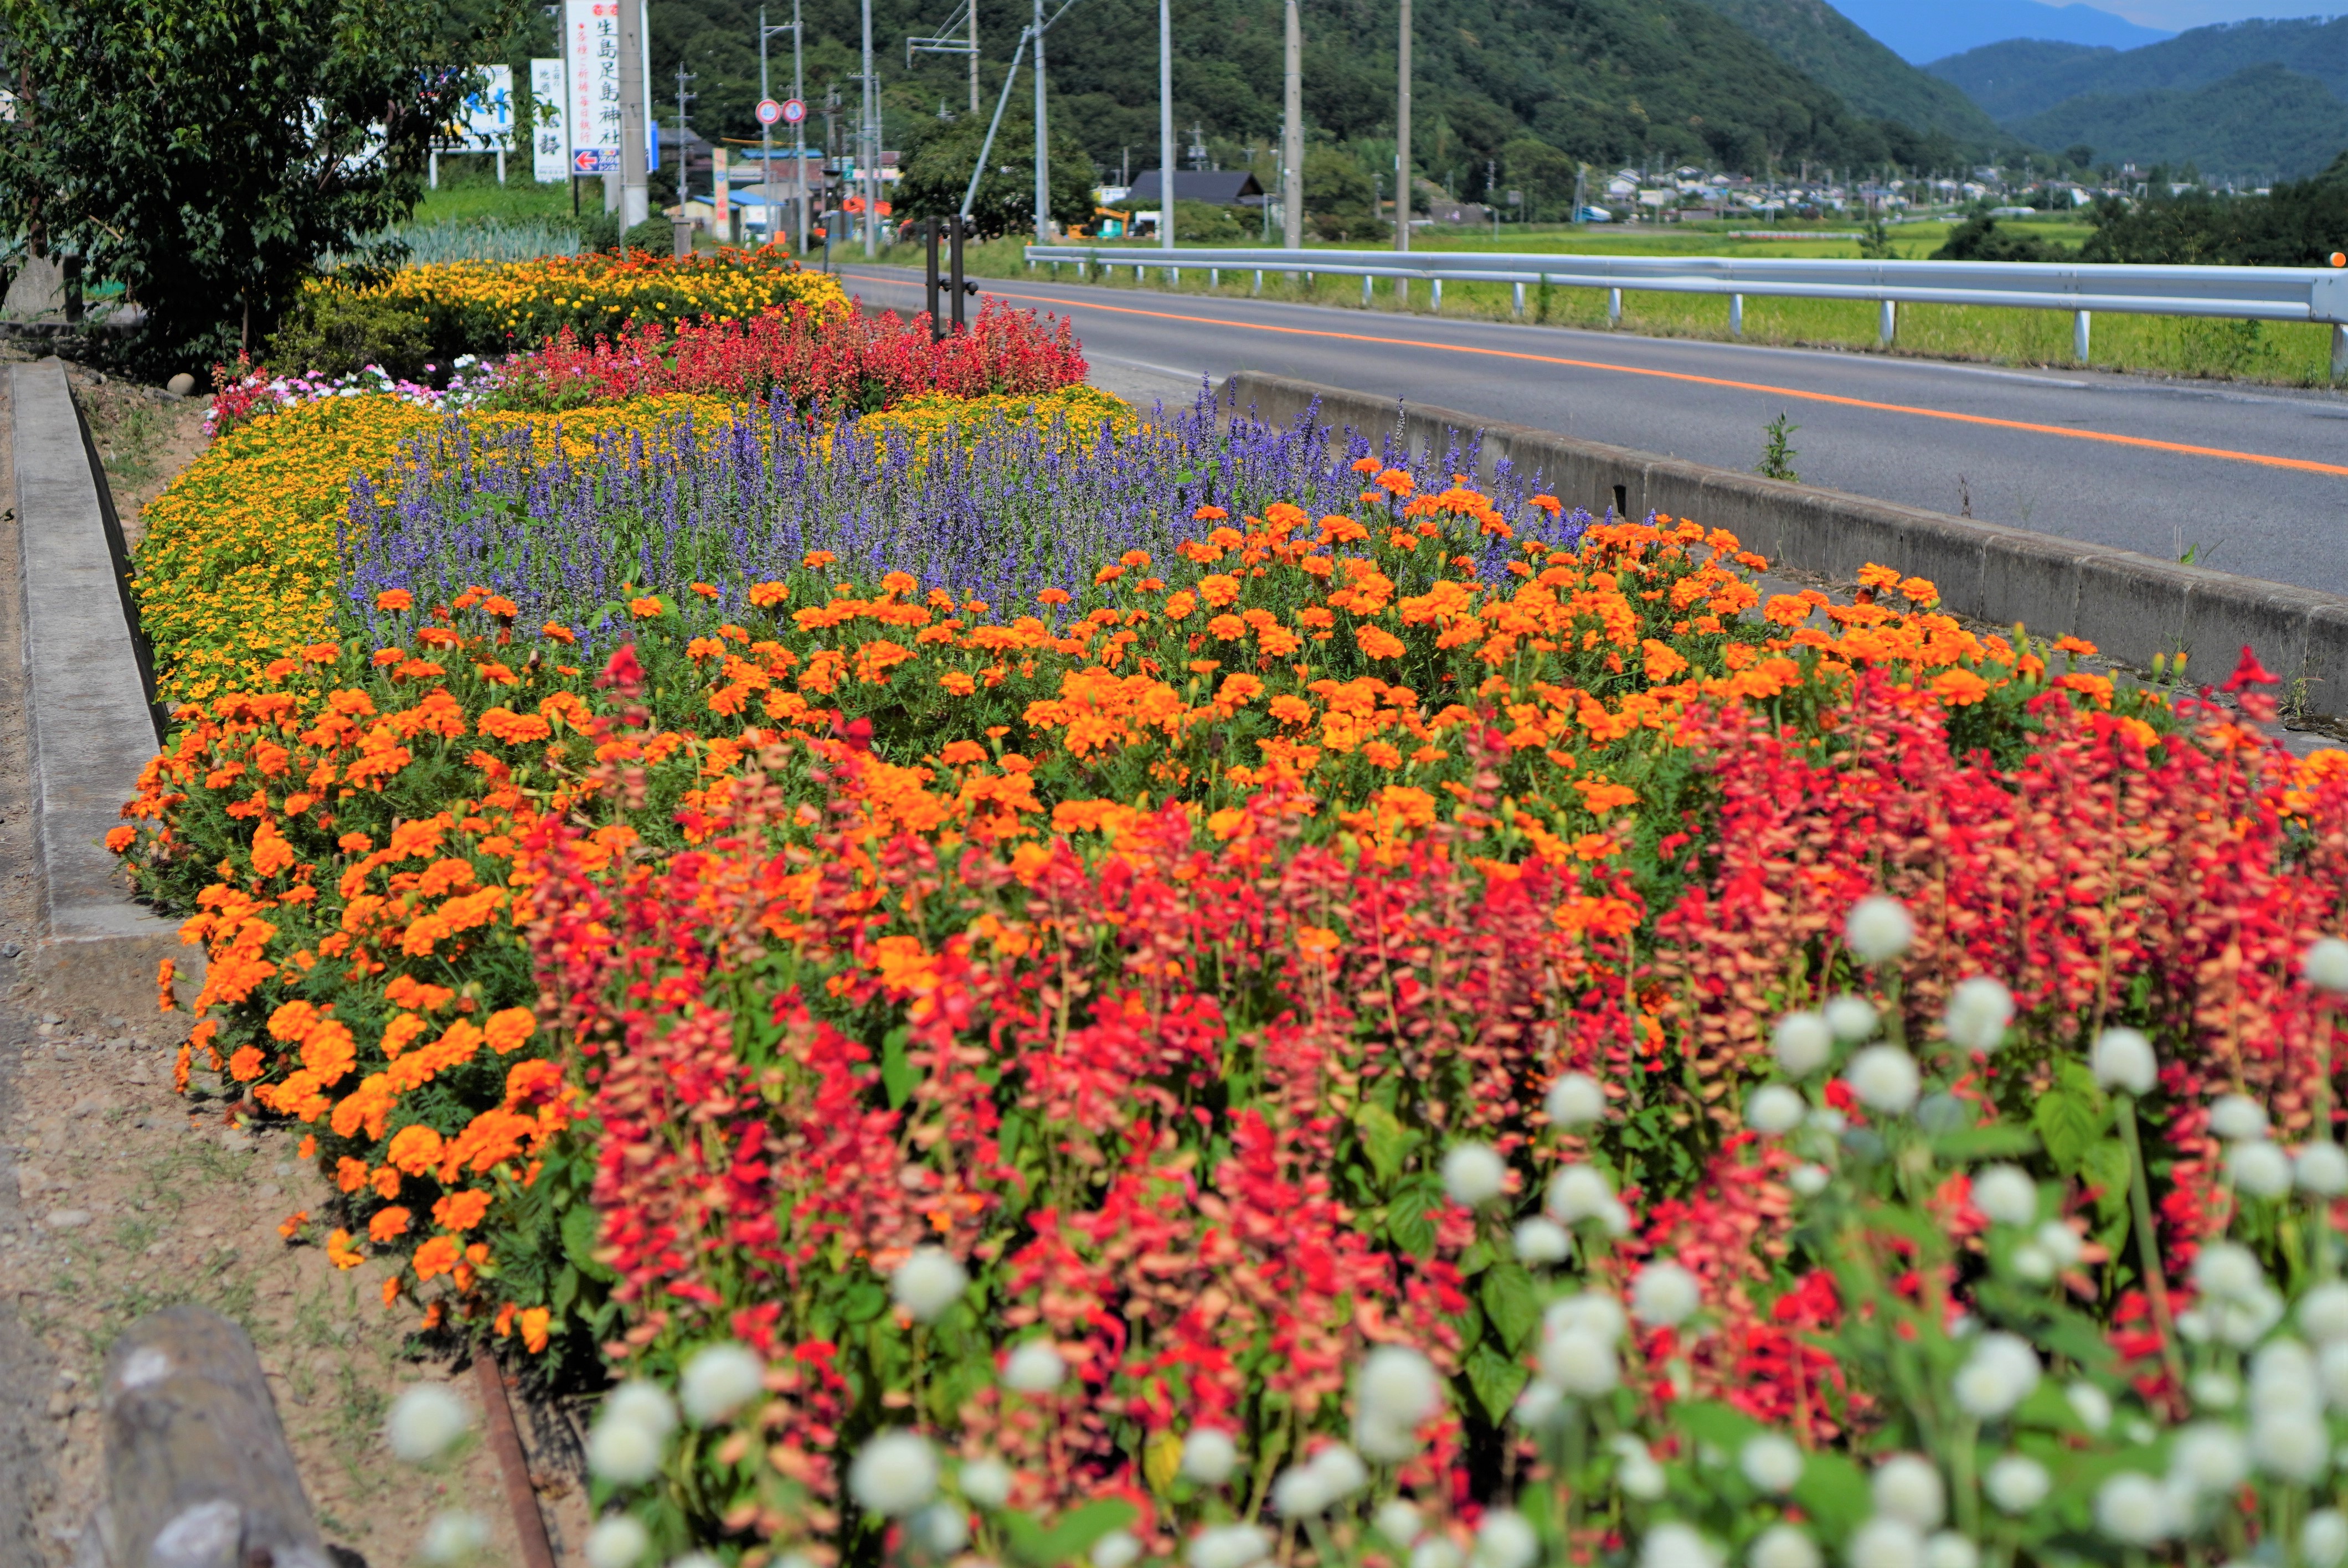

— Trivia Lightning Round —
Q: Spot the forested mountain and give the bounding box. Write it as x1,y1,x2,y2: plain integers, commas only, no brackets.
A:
1829,0,2164,64
1686,0,2005,146
1928,16,2348,121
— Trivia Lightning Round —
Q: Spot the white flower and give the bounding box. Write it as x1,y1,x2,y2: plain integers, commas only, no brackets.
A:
1512,1380,1566,1430
1413,1540,1465,1568
1845,896,1914,964
1845,1046,1920,1115
1825,994,1880,1043
2301,1143,2348,1195
1747,1086,1806,1134
1772,1012,1834,1077
1640,1522,1720,1568
1969,1165,2037,1227
1308,1441,1367,1499
1750,1524,1819,1568
419,1511,492,1565
1952,1333,2040,1420
2195,1241,2266,1301
2252,1408,2331,1482
2304,1283,2348,1344
1546,1072,1606,1128
960,1457,1011,1509
2094,1473,2171,1545
1358,1346,1444,1430
1871,1456,1945,1529
2170,1424,2249,1495
1272,1463,1332,1518
679,1342,765,1427
1546,1164,1616,1224
2034,1221,2083,1268
2305,936,2348,994
1093,1533,1144,1568
1181,1428,1239,1486
1631,1261,1702,1327
1984,1453,2048,1514
1546,1292,1628,1343
1002,1341,1067,1394
1187,1526,1271,1568
387,1384,472,1463
1475,1510,1539,1568
2210,1094,2269,1142
586,1416,665,1485
1790,1163,1831,1197
1845,1518,1922,1568
1923,1534,1978,1568
2252,1339,2322,1419
605,1381,678,1441
906,1503,970,1558
2065,1380,2113,1433
849,1431,940,1517
1539,1330,1618,1397
1943,977,2014,1053
2091,1028,2156,1095
2231,1139,2294,1198
1443,1144,1508,1206
1375,1501,1425,1546
1611,1434,1667,1499
2009,1245,2054,1283
2322,1342,2348,1412
2192,1371,2241,1410
585,1517,653,1568
2213,1286,2285,1348
1514,1218,1572,1265
1739,1432,1805,1494
2308,1510,2348,1568
890,1247,970,1323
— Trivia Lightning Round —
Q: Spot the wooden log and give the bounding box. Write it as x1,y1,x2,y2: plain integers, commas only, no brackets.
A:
98,1304,332,1568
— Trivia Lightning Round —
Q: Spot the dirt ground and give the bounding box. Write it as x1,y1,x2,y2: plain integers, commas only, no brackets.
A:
0,347,590,1568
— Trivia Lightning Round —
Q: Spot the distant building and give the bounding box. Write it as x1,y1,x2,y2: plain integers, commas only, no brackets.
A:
1125,170,1265,208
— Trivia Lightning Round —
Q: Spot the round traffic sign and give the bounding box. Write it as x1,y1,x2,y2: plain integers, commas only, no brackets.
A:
755,97,783,126
780,97,807,125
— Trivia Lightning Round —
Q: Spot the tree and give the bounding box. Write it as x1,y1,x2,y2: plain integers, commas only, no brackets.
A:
0,0,514,371
892,112,1094,241
1931,215,2073,262
1501,137,1576,222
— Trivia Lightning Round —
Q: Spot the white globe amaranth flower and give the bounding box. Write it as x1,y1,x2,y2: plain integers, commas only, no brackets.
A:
1512,1380,1567,1430
2308,1510,2348,1568
1772,1012,1834,1077
586,1415,665,1486
1358,1345,1444,1430
849,1431,940,1517
1375,1501,1425,1546
1790,1163,1831,1197
1611,1435,1666,1500
2066,1381,2113,1433
1845,896,1914,964
906,1502,971,1559
585,1516,653,1568
1002,1340,1067,1394
2094,1473,2171,1546
2231,1139,2294,1199
1187,1526,1272,1568
1271,1463,1333,1519
1871,1456,1945,1529
1181,1427,1240,1486
672,1551,725,1568
1093,1533,1144,1568
1307,1441,1368,1499
1474,1510,1539,1568
2195,1241,2267,1301
1546,1072,1607,1128
387,1384,472,1464
1845,1518,1923,1568
1923,1534,1978,1568
2009,1245,2055,1283
1746,1085,1806,1135
1825,993,1880,1043
2192,1371,2242,1411
1546,1163,1616,1224
959,1456,1012,1509
2033,1221,2083,1268
1538,1329,1619,1397
2303,1282,2348,1344
1751,1525,1819,1568
1546,1292,1629,1344
2214,1286,2285,1349
2170,1424,2249,1495
1969,1165,2037,1228
890,1246,970,1323
2321,1341,2348,1412
419,1511,491,1566
603,1381,679,1442
1631,1261,1703,1327
1514,1218,1572,1265
2252,1407,2331,1482
2300,1142,2348,1196
2305,936,2348,994
2251,1339,2322,1419
1412,1539,1465,1568
2091,1028,2157,1096
1952,1333,2041,1420
1845,1045,1920,1115
1442,1143,1508,1206
1739,1432,1804,1494
1942,977,2014,1053
1640,1522,1721,1568
2210,1094,2269,1142
1984,1453,2049,1515
679,1342,766,1427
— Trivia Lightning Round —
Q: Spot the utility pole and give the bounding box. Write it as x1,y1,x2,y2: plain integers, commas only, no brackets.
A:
674,64,696,205
1393,0,1410,256
862,0,878,255
620,0,650,229
1158,0,1174,250
970,0,981,114
1282,0,1301,248
792,0,806,254
1033,0,1051,244
759,7,805,250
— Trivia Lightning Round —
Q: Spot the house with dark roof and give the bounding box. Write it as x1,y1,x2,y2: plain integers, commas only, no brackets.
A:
1125,170,1265,207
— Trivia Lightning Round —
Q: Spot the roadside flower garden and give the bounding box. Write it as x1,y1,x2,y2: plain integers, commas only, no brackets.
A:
115,252,2348,1568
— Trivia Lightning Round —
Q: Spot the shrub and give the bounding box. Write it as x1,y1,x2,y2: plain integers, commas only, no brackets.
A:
264,288,435,380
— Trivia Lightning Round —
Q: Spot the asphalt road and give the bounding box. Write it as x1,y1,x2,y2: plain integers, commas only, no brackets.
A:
837,262,2348,598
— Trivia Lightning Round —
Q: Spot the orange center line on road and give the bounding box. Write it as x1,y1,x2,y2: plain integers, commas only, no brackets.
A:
840,270,2348,481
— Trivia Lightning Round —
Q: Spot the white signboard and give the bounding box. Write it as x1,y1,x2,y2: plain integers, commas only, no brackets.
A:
530,58,569,182
564,0,621,175
457,64,514,151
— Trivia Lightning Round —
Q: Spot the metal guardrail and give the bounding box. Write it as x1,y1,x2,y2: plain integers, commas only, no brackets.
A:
1021,244,2348,368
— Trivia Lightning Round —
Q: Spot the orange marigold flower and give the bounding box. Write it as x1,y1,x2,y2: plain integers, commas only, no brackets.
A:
880,571,918,597
1163,592,1197,621
1898,576,1940,607
941,739,986,765
369,1206,412,1242
483,1007,537,1055
690,581,721,600
277,1210,308,1240
628,595,665,618
106,825,137,854
939,670,977,697
386,1123,445,1175
520,1308,552,1354
1349,456,1381,474
1268,695,1314,726
156,958,177,1013
336,1156,371,1194
413,1236,461,1281
1037,588,1073,606
1933,668,1991,706
541,621,578,644
1529,493,1564,515
1856,564,1902,591
375,589,414,611
228,1045,265,1082
1376,468,1415,497
433,1190,493,1232
2052,635,2098,656
1357,626,1405,660
326,1229,363,1270
1194,503,1230,519
749,580,790,607
803,550,838,569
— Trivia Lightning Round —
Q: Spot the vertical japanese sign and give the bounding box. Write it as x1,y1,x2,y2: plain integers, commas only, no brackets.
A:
530,59,569,182
564,0,620,175
714,147,730,227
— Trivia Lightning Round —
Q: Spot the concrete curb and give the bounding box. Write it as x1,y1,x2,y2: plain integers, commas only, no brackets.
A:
10,358,183,1005
1217,372,2348,719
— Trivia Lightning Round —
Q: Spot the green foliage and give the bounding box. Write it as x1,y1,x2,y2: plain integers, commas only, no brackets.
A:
2080,153,2348,265
1930,214,2075,262
2011,63,2348,183
264,288,435,380
892,113,1096,241
0,0,518,372
622,216,678,255
1171,200,1251,241
1683,0,2006,148
1501,138,1580,224
1932,15,2348,127
1758,412,1799,482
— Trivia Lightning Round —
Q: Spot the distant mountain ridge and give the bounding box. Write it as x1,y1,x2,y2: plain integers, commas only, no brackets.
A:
1826,0,2169,65
1687,0,2009,145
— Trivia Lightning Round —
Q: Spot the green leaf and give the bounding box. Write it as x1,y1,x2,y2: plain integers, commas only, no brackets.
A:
550,1262,579,1316
560,1199,614,1281
1932,1123,2039,1163
1355,1101,1420,1188
2080,1139,2132,1224
1464,1340,1530,1424
1672,1399,1763,1451
1005,1499,1139,1566
1384,1181,1441,1258
2033,1089,2103,1174
1790,1448,1872,1534
839,1280,889,1325
1480,1264,1542,1353
881,1026,918,1111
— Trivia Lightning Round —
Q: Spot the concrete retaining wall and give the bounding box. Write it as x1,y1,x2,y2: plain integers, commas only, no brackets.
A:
1218,372,2348,718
